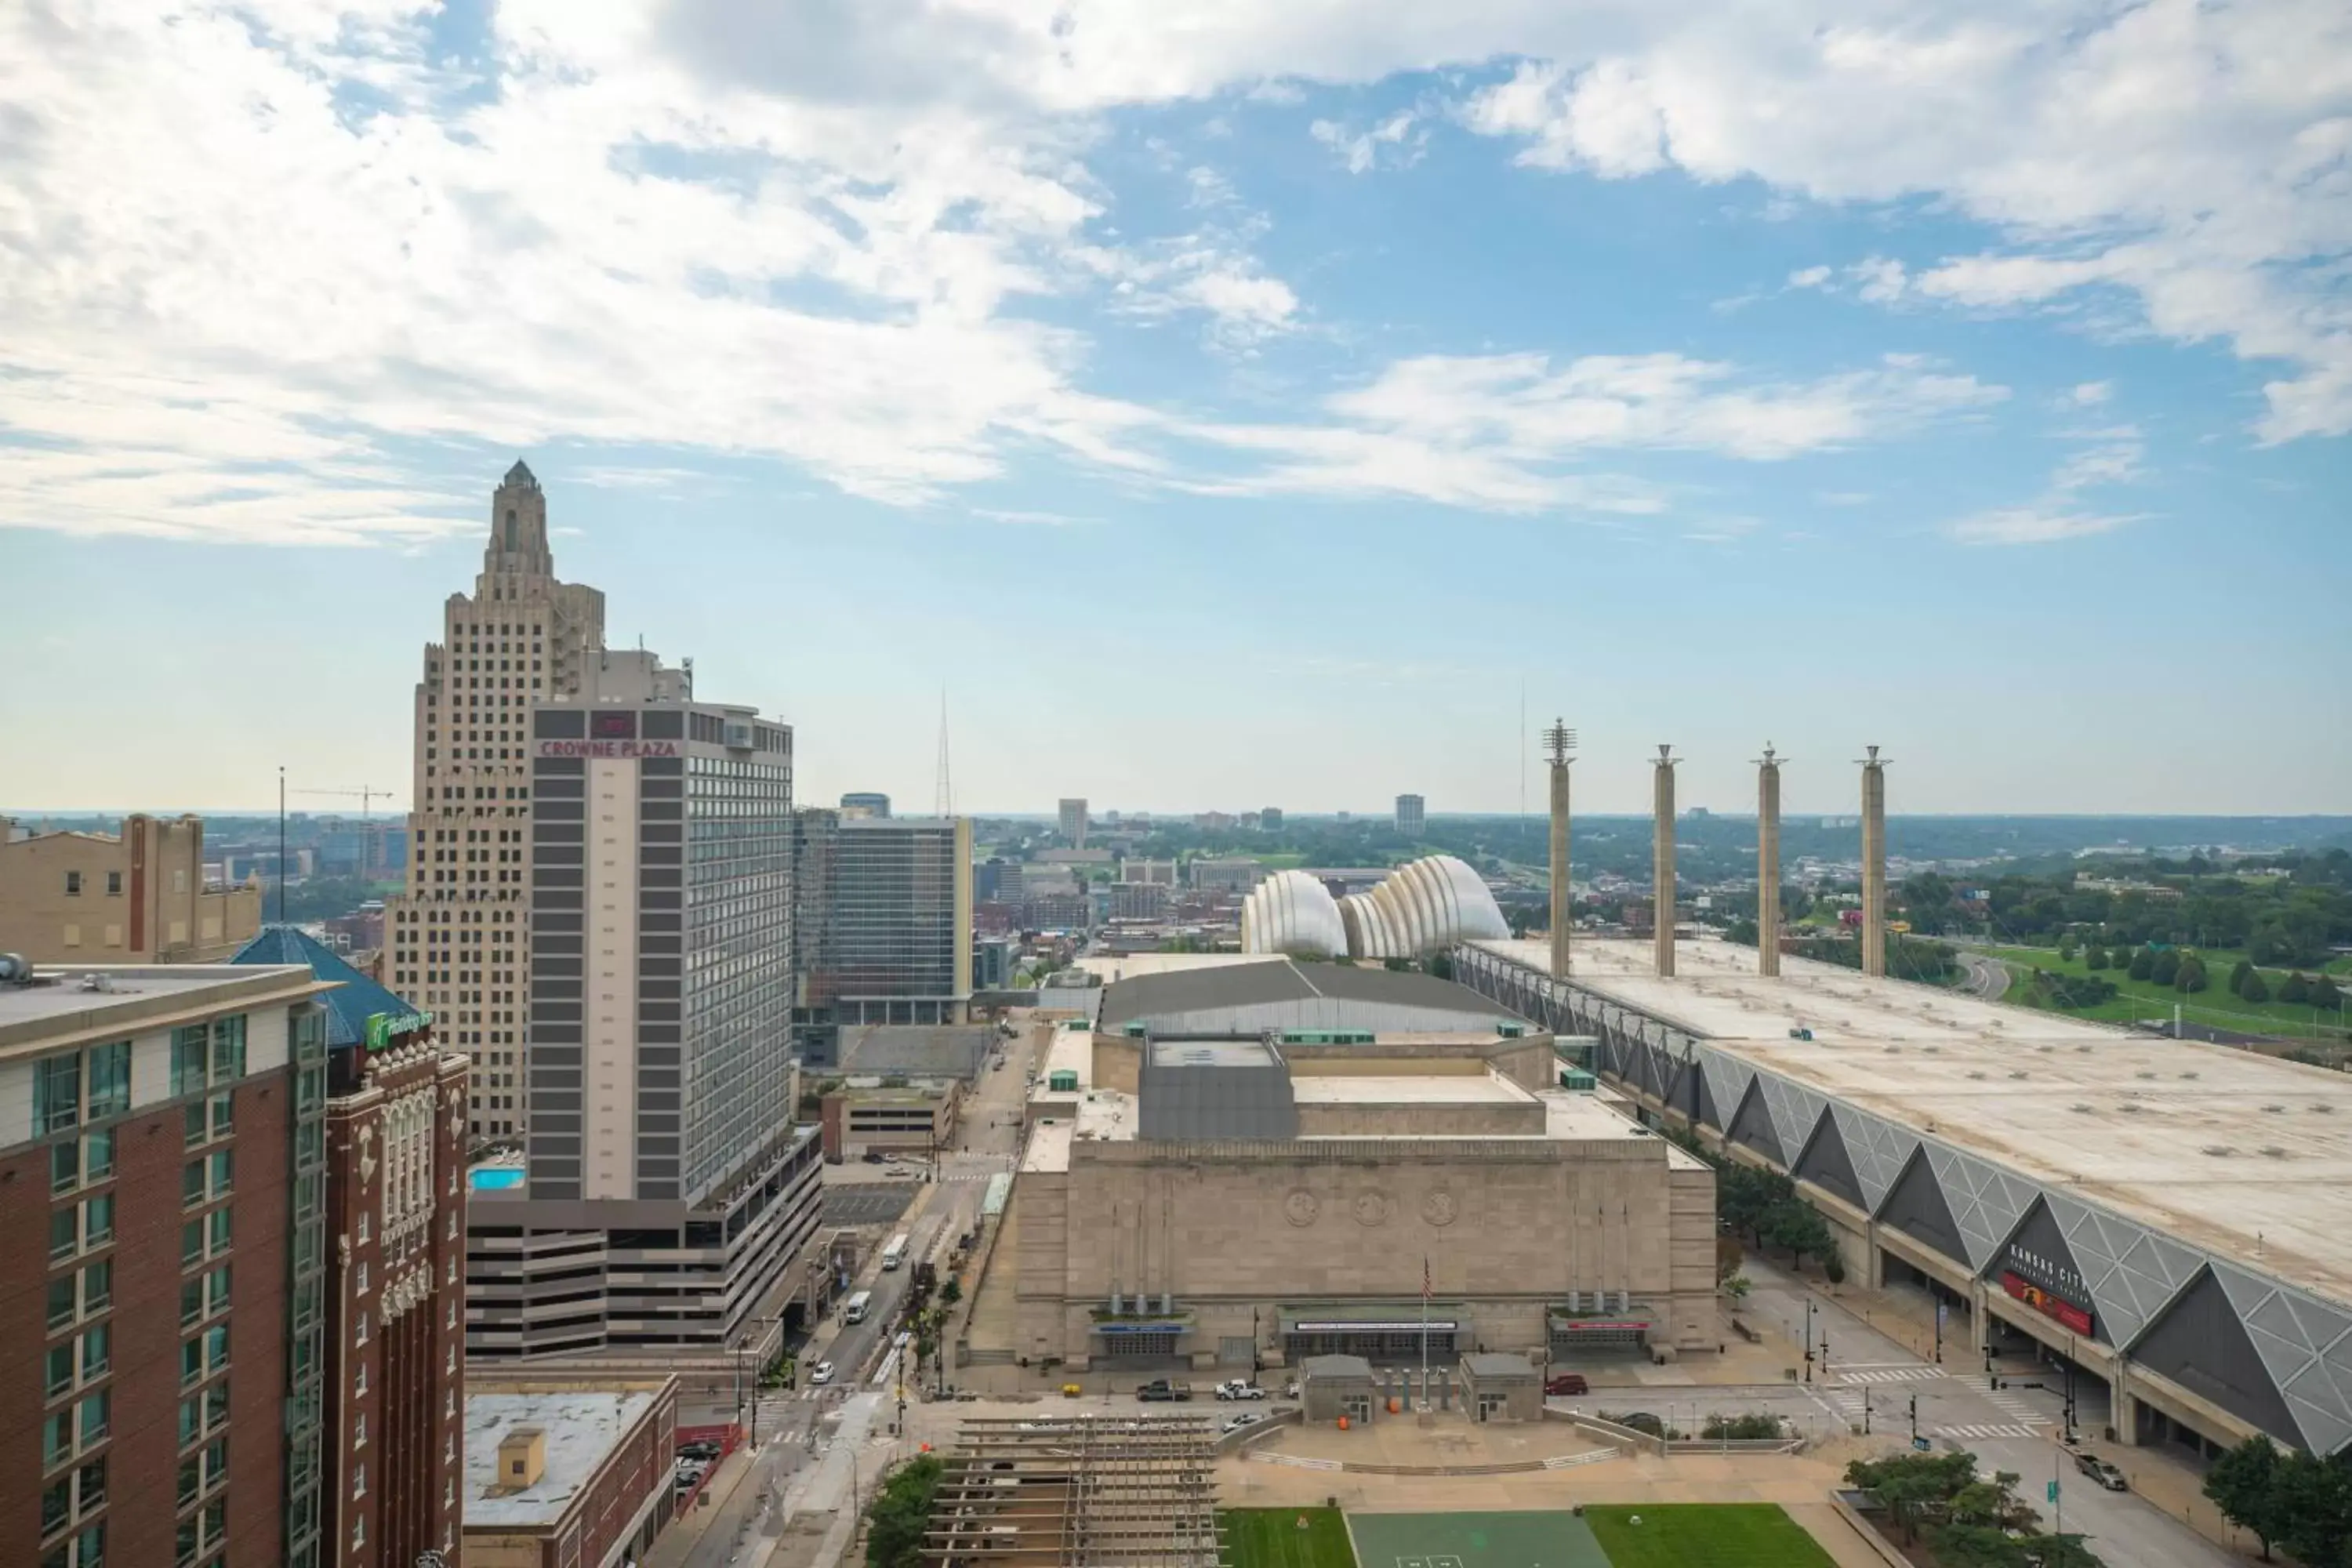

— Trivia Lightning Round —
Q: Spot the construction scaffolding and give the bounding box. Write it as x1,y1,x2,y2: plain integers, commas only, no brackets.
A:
923,1416,1224,1568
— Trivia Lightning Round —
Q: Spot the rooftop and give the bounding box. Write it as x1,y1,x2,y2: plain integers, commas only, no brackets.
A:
463,1389,654,1528
1288,1073,1530,1105
1148,1037,1281,1069
230,925,416,1048
1096,957,1528,1030
1475,936,2352,1304
0,964,324,1049
839,1024,993,1080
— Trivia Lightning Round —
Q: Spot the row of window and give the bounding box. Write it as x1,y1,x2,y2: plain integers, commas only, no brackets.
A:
56,869,123,896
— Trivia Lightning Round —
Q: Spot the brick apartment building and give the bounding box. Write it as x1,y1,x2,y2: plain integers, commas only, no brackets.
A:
1,960,329,1568
236,928,470,1568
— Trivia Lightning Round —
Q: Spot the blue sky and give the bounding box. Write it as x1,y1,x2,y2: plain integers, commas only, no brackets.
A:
1,0,2347,816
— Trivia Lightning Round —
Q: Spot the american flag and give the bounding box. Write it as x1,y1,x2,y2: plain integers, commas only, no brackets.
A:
1422,1256,1432,1303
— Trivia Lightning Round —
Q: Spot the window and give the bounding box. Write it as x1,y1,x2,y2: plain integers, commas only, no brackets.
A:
53,1195,115,1259
209,1016,245,1082
83,1131,113,1185
354,1261,368,1296
64,870,82,896
354,1311,368,1347
353,1461,366,1498
106,871,121,896
50,1141,79,1196
352,1517,365,1551
353,1363,368,1397
35,1054,82,1135
76,1388,109,1446
80,1324,109,1382
353,1412,366,1449
184,1093,232,1148
44,1410,73,1468
45,1343,74,1399
85,1044,129,1120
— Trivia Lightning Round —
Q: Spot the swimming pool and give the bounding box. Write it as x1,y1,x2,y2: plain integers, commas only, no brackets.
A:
469,1167,524,1191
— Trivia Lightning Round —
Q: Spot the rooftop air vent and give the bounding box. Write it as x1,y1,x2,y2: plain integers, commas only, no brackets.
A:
2071,1103,2094,1114
2202,1145,2234,1156
2136,1071,2157,1080
2179,1072,2199,1080
1967,1071,1987,1080
2036,1044,2054,1054
2262,1105,2285,1114
2009,1071,2029,1080
2260,1146,2290,1159
2120,1103,2145,1114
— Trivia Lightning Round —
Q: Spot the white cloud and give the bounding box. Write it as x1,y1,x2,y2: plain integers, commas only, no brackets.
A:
1455,0,2352,441
1184,350,2005,511
5,0,2334,547
2068,381,2113,405
1945,416,2147,545
1945,507,2140,545
1309,111,1422,174
1787,265,1834,289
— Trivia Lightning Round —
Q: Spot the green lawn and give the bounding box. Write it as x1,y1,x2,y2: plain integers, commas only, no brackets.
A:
1225,1509,1360,1568
1968,943,2347,1040
1342,1510,1606,1568
1580,1504,1839,1568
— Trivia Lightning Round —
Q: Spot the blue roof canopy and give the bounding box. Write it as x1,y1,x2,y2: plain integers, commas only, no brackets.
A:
230,926,419,1049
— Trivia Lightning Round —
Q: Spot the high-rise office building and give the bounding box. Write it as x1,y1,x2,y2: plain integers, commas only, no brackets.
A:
2,960,332,1568
386,460,606,1142
233,930,470,1568
1395,793,1425,837
466,650,821,1357
791,811,973,1065
838,793,891,818
1260,807,1283,832
1058,797,1087,848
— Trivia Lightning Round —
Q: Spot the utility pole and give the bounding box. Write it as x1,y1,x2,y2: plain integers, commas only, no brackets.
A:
1863,1389,1871,1435
1804,1299,1816,1382
1910,1393,1919,1446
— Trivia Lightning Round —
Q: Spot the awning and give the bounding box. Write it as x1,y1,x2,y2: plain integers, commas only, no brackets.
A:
1281,1303,1466,1334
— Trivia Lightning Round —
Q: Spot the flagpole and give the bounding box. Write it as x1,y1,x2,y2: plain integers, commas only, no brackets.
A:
1421,1254,1430,1412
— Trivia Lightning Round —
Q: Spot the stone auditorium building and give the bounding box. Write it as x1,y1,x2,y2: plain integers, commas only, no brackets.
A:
999,964,1717,1373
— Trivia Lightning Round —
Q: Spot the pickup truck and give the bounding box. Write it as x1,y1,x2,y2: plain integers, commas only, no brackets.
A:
1214,1380,1266,1401
1135,1380,1194,1403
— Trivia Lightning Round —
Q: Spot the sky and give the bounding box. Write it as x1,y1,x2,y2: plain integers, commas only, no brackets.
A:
1,0,2347,818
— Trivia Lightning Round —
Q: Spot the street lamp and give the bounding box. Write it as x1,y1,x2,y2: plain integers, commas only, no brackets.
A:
1803,1299,1815,1383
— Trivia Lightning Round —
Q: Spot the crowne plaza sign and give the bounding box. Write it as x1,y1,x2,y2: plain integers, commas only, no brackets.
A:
535,739,681,760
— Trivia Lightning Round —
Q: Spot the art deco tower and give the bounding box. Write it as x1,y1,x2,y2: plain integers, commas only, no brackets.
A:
385,462,606,1138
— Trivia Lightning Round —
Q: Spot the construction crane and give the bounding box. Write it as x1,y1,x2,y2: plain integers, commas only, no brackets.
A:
290,786,391,821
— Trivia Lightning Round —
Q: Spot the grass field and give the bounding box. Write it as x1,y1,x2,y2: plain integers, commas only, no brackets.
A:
1343,1510,1607,1568
1224,1509,1360,1568
1969,942,2348,1040
1580,1505,1839,1568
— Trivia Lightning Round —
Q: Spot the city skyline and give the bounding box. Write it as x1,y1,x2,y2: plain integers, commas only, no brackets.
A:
2,3,2348,816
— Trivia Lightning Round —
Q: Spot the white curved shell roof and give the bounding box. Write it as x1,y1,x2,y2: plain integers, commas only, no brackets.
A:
1240,869,1347,958
1335,855,1509,959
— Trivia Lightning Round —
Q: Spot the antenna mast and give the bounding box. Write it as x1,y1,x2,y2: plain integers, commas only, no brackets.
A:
934,688,953,816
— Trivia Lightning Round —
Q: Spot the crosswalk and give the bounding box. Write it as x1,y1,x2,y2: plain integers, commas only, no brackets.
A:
1950,1374,2053,1426
1833,1364,1948,1385
1937,1422,2044,1441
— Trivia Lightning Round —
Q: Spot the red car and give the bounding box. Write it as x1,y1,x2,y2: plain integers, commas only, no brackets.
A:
1545,1374,1588,1396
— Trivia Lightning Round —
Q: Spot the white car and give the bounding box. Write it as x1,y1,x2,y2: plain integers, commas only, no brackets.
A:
1223,1412,1263,1432
1214,1380,1266,1401
808,1361,835,1386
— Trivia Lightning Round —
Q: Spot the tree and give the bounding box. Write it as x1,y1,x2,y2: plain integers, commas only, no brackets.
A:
2242,968,2272,1004
2282,972,2311,1005
2176,955,2208,993
2231,958,2256,996
1763,1199,1838,1271
1722,1273,1753,1303
2205,1436,2288,1562
864,1455,944,1568
940,1277,963,1306
1846,1450,1978,1544
2309,973,2343,1013
2058,938,2079,963
2151,948,2183,986
2275,1450,2352,1568
2085,946,2109,971
2129,947,2155,982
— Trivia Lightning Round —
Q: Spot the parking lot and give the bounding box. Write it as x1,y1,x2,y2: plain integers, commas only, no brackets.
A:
822,1182,920,1228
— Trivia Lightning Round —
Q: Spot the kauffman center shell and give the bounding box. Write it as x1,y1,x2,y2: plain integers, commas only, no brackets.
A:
1240,855,1509,960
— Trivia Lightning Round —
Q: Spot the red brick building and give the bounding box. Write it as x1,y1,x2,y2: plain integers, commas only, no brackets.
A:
238,927,471,1568
2,961,327,1568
